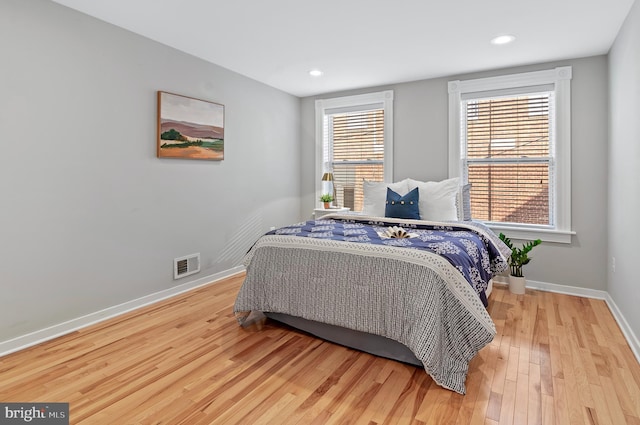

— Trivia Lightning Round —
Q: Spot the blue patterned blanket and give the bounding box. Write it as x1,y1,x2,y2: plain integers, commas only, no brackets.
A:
267,216,508,306
237,214,511,393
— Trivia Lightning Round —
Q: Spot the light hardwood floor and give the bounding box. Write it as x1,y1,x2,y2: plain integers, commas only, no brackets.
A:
1,273,640,424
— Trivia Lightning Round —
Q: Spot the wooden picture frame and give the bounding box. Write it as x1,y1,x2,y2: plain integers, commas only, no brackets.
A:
157,91,224,160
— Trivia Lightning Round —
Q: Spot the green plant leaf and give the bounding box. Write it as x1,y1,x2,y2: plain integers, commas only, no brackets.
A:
499,234,541,277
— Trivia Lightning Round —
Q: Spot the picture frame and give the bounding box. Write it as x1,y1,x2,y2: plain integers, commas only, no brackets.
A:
157,91,225,160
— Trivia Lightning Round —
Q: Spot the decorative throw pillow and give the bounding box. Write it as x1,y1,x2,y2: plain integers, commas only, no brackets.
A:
362,179,410,217
385,187,420,220
407,177,460,221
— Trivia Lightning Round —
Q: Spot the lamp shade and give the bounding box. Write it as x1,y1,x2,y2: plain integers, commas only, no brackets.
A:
321,172,334,182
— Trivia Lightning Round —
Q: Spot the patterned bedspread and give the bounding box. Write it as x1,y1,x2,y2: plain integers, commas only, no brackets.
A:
234,214,510,394
265,215,508,306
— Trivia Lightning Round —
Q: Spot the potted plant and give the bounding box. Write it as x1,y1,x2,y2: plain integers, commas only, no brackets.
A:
320,193,334,209
498,233,542,294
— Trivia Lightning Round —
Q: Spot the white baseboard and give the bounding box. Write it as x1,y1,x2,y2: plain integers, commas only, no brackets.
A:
603,294,640,365
525,278,609,300
494,276,640,365
0,266,246,358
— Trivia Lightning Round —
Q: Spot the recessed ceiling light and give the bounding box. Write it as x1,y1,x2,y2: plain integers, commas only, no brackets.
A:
491,35,516,45
309,69,323,77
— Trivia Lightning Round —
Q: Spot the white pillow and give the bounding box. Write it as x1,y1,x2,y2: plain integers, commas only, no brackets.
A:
362,179,410,217
407,177,460,221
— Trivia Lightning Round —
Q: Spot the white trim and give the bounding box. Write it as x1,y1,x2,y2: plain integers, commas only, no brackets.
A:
605,294,640,366
525,278,607,299
448,67,573,242
315,90,394,205
448,81,462,178
453,67,571,94
492,276,640,364
0,266,246,358
494,275,607,300
487,224,575,244
554,69,572,237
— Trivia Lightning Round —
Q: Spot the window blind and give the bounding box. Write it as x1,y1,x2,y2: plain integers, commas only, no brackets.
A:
324,109,384,211
463,93,553,226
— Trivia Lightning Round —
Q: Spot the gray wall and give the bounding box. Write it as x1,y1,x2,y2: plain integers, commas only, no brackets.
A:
609,0,640,343
1,0,627,346
302,56,609,291
0,0,301,342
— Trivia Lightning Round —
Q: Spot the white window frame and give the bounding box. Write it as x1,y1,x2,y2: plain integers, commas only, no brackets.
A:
448,67,574,243
315,90,394,207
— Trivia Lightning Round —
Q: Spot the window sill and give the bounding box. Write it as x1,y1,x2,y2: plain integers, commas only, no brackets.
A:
485,223,575,244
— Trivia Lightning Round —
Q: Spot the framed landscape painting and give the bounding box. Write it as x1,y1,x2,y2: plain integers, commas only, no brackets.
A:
157,91,224,160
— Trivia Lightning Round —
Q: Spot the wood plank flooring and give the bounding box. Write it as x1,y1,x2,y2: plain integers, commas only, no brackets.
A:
1,273,640,424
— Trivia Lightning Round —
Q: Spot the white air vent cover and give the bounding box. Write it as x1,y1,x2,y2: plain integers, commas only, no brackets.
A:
174,253,200,279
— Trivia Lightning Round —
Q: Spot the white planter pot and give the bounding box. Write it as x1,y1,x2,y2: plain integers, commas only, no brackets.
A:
508,275,526,295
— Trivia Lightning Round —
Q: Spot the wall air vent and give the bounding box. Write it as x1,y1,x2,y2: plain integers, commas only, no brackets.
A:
174,253,200,280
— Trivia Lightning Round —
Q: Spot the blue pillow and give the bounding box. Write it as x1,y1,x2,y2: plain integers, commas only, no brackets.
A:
385,187,420,220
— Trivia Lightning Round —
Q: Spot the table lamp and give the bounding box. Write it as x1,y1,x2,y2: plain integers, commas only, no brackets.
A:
321,172,337,207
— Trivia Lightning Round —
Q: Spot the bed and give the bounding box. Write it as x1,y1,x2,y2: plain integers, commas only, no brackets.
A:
233,178,510,394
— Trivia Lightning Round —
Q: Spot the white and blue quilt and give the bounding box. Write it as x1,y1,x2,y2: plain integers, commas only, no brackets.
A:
267,215,508,307
235,214,510,394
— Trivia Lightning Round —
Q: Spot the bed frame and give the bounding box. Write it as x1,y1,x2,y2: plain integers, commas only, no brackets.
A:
265,312,422,365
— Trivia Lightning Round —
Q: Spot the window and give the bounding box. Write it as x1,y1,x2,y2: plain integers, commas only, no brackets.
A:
315,91,393,212
448,67,573,243
465,93,552,226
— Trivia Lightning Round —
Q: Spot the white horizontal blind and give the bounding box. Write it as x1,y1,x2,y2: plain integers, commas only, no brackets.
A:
463,93,554,226
324,109,384,211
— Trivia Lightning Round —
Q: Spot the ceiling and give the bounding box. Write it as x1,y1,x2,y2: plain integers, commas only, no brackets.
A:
50,0,635,97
